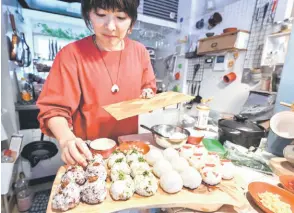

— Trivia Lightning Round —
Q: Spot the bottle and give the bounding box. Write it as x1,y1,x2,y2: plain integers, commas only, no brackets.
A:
14,172,33,212
1,149,14,163
20,78,33,102
195,98,212,130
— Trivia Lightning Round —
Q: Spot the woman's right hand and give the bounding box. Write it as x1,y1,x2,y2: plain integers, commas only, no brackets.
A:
60,138,93,167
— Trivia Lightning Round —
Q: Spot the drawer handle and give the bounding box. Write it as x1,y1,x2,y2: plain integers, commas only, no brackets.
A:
211,42,218,48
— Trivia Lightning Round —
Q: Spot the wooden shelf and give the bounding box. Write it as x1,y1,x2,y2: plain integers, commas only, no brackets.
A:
198,30,250,42
197,47,247,55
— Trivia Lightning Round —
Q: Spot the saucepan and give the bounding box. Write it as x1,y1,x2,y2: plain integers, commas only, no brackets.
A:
140,124,190,149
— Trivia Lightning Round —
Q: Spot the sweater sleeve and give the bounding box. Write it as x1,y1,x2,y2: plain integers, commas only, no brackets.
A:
36,46,81,137
141,47,157,94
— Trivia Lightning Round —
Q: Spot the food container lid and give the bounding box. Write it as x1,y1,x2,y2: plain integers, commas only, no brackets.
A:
218,115,265,136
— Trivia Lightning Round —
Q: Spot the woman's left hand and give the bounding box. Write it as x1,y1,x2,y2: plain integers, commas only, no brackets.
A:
140,88,155,99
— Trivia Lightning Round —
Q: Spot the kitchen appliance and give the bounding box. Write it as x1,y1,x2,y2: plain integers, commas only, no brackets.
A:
218,115,266,149
21,133,58,167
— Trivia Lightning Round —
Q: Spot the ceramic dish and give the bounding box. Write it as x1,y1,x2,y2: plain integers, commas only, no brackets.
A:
248,182,294,213
119,141,150,154
88,138,117,159
280,175,294,194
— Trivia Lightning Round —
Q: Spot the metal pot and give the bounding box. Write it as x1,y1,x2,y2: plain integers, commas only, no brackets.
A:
218,115,266,149
140,124,190,149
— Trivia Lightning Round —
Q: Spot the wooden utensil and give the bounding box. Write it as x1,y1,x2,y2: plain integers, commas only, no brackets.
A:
8,12,19,61
280,102,294,111
47,167,248,213
248,181,294,213
103,92,194,121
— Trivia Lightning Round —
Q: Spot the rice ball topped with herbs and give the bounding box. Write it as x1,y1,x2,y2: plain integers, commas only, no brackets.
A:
108,150,126,169
134,171,158,197
130,156,151,178
110,172,135,201
126,148,144,165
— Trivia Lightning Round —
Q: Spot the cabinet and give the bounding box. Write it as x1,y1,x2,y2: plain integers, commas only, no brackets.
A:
197,30,249,55
260,32,291,66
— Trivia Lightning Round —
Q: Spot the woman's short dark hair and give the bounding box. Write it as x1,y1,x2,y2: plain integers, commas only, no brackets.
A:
81,0,140,30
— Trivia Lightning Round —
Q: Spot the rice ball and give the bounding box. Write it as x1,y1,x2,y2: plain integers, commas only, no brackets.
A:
171,157,189,173
111,161,131,176
134,171,158,197
179,144,194,159
61,165,86,186
160,170,183,194
52,181,80,211
81,177,107,204
110,170,132,182
200,164,222,186
180,167,202,189
189,153,206,171
88,154,105,166
163,147,179,162
144,148,164,166
110,178,135,201
153,159,173,178
126,149,144,165
108,151,126,169
130,157,151,178
220,160,235,180
85,162,107,181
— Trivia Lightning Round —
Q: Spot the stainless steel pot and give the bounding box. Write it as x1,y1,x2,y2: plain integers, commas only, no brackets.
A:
141,124,190,149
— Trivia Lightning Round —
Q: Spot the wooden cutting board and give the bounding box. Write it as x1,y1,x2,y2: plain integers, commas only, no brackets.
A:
269,157,294,176
103,92,194,120
46,166,248,213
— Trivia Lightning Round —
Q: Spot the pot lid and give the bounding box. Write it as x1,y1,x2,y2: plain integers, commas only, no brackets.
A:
219,115,264,133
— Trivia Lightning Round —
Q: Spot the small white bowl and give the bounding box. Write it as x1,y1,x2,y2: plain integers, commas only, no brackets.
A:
270,111,294,139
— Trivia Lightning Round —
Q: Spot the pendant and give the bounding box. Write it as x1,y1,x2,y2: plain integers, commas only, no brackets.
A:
111,84,119,93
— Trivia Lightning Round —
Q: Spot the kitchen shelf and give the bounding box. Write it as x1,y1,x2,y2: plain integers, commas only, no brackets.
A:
261,31,291,66
197,47,247,55
197,30,250,55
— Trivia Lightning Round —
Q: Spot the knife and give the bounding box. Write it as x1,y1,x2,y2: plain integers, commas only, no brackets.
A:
51,39,55,59
48,40,52,60
55,40,58,56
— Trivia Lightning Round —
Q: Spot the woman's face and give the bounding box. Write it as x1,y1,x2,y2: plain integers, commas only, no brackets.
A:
89,8,132,49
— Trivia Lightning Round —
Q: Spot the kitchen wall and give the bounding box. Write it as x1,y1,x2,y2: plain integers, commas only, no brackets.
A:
180,0,260,114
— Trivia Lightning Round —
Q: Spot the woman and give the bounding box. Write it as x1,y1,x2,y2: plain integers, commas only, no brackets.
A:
37,0,156,167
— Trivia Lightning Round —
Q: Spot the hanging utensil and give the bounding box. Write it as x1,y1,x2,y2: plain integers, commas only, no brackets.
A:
195,82,202,104
193,64,200,81
260,2,269,30
268,0,278,23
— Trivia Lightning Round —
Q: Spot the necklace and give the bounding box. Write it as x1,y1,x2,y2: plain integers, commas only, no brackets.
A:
93,35,123,93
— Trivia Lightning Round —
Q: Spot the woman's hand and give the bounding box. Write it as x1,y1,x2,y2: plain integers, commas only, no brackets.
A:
140,88,155,99
60,138,93,167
